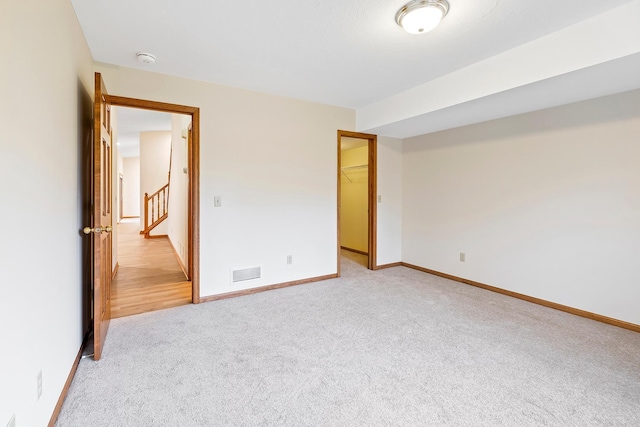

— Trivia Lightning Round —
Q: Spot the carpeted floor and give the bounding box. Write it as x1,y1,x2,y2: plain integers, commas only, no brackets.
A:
56,253,640,426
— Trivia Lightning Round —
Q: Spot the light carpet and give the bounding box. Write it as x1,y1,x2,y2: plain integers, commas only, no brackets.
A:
56,253,640,426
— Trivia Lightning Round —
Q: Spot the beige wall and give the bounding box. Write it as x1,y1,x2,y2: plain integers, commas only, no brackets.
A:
376,136,403,266
122,157,141,217
167,114,191,267
402,89,640,325
0,0,95,425
95,64,356,297
340,146,369,253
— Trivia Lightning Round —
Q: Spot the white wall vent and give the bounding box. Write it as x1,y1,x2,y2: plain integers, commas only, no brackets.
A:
232,267,261,283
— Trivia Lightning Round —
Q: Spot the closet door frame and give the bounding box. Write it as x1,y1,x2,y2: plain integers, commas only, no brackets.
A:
337,130,377,275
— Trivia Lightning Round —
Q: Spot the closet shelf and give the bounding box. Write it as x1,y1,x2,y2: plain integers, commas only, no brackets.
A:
341,164,368,183
341,164,368,171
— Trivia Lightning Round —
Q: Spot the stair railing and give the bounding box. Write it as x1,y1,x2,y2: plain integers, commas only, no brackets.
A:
142,182,169,237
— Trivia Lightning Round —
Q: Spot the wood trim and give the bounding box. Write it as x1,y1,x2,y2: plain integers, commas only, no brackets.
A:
112,262,119,280
106,95,200,305
143,192,148,234
107,96,197,115
122,216,140,219
341,246,368,256
337,130,378,275
338,130,377,139
48,339,85,427
368,136,377,270
336,132,342,277
190,112,200,303
374,262,402,270
200,274,338,303
145,234,169,239
401,262,640,333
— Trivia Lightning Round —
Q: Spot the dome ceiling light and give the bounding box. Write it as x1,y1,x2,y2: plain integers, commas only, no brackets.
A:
395,0,450,35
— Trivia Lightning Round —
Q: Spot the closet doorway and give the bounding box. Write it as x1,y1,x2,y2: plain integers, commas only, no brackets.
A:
337,130,377,274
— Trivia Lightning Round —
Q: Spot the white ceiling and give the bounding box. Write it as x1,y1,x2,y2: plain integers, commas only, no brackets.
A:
71,0,640,139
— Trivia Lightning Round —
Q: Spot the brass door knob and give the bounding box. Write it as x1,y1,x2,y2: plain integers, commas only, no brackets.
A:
83,226,113,234
83,226,102,234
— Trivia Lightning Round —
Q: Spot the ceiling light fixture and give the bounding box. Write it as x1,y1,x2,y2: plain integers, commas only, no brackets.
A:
396,0,449,35
136,52,156,64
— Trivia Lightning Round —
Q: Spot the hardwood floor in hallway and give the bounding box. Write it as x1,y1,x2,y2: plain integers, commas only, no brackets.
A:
111,219,191,318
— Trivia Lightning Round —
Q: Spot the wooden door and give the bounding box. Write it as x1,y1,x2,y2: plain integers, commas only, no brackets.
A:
90,72,113,360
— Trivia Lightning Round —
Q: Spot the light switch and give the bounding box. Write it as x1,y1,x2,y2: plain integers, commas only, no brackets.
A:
377,195,382,203
214,196,222,207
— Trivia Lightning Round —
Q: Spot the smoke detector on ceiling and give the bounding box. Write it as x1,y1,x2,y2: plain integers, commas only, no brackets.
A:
136,52,156,64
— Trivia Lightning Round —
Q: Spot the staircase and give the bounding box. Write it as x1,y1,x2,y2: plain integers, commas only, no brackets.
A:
141,181,169,238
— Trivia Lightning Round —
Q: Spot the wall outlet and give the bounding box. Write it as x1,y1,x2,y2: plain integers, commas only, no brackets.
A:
37,370,42,400
287,255,293,265
7,414,15,427
459,252,466,262
214,196,222,207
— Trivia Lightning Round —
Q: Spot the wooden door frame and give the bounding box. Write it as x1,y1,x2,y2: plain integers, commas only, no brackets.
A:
337,130,377,275
108,95,201,304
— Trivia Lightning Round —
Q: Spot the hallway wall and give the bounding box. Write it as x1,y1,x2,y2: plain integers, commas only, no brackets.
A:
167,114,191,268
122,157,141,217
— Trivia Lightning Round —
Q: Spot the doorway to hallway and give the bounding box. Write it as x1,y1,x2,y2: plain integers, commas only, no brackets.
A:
111,106,192,317
108,95,201,307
